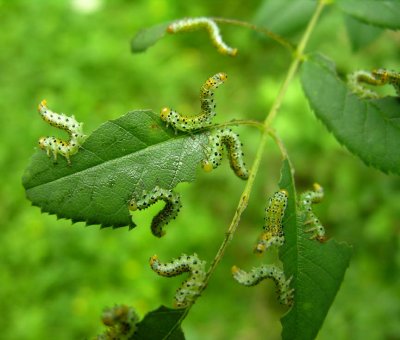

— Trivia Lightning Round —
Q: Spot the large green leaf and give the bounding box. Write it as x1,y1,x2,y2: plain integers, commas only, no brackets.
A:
301,53,400,175
336,0,400,29
253,0,315,39
279,159,352,340
344,15,383,51
131,306,186,340
23,110,207,229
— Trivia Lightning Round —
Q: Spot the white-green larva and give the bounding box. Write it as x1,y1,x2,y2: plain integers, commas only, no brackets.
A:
201,128,249,180
128,186,182,238
150,253,206,308
299,183,326,242
254,189,288,254
167,17,238,56
100,305,139,339
37,99,86,164
347,68,400,98
372,68,400,95
160,72,227,132
232,264,294,306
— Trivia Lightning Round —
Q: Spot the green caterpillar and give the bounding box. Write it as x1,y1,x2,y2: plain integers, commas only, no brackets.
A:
167,17,238,56
201,128,249,180
37,99,86,164
299,183,326,242
129,186,182,237
254,190,288,254
232,264,294,306
347,68,400,98
160,72,227,132
150,253,206,308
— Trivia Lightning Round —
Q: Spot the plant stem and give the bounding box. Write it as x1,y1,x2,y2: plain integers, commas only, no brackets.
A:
264,0,325,125
213,17,294,52
214,119,265,131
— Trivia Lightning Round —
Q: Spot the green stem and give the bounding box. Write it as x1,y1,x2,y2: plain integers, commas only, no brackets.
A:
214,119,265,131
213,17,294,52
179,0,326,323
264,0,325,125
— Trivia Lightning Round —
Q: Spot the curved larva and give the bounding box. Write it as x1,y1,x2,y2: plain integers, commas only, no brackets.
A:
372,68,400,95
201,128,249,180
167,18,238,56
347,70,380,99
232,264,294,306
149,253,206,308
299,183,326,242
100,305,139,338
160,72,227,132
348,68,400,98
128,186,182,237
37,99,86,164
254,190,288,254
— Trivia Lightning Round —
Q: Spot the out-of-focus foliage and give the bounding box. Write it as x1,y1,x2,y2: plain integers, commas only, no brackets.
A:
336,0,400,29
344,15,383,51
1,0,400,339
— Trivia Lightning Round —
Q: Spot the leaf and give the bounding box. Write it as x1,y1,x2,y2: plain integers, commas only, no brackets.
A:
336,0,400,29
253,0,315,39
22,110,208,229
131,22,171,53
300,53,400,175
131,306,186,340
279,159,352,340
344,15,383,51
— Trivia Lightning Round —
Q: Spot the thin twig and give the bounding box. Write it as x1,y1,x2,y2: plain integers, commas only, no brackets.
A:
213,119,265,131
213,17,294,52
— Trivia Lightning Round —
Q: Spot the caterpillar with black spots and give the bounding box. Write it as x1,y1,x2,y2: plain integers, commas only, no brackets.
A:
372,68,400,95
149,253,206,308
99,305,139,339
299,183,326,242
167,17,238,56
128,186,182,238
160,72,227,132
37,99,86,164
232,264,294,306
201,128,249,180
254,190,288,254
347,68,400,98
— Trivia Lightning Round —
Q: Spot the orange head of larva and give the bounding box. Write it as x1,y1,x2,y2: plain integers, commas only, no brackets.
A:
149,255,159,266
218,72,228,82
128,199,138,211
279,189,289,197
160,107,171,121
254,242,266,255
166,23,176,34
231,265,240,275
38,99,47,111
174,301,187,309
201,160,213,173
38,137,47,149
316,235,327,243
312,183,323,192
372,68,388,81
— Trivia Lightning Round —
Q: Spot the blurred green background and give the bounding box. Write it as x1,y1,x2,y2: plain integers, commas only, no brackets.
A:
1,0,399,339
